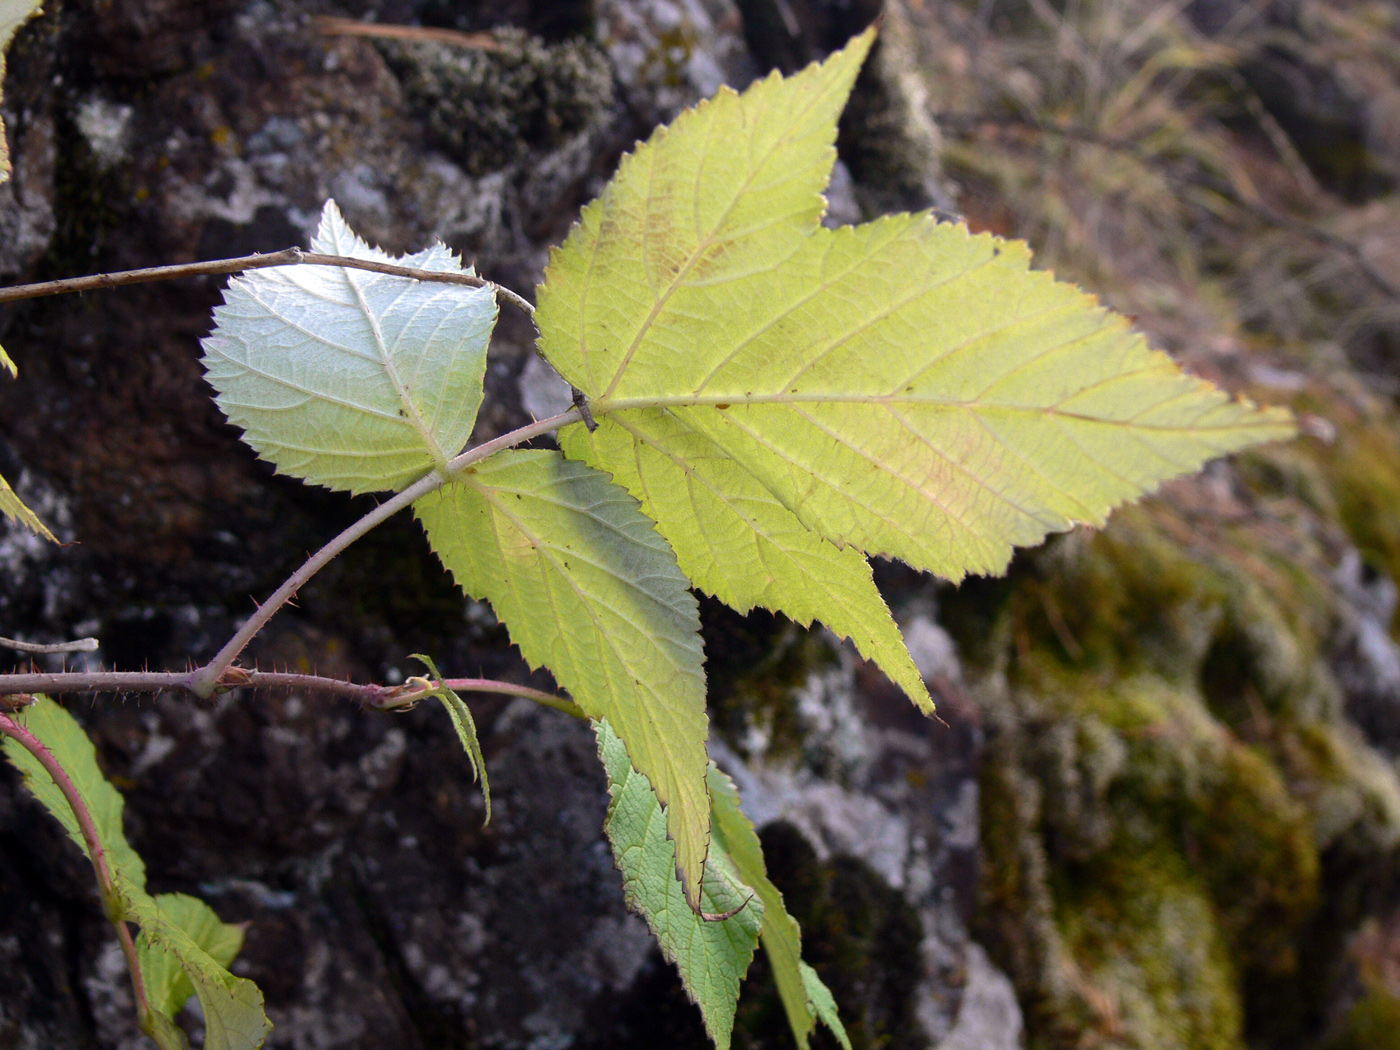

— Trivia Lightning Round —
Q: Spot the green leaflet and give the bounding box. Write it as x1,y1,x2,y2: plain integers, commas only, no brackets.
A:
800,963,852,1050
0,469,57,542
708,762,817,1048
596,720,763,1050
0,0,43,183
137,892,246,1018
414,449,711,906
3,698,269,1050
561,411,931,712
536,29,1292,710
201,199,497,495
3,695,149,889
410,653,492,824
120,880,270,1050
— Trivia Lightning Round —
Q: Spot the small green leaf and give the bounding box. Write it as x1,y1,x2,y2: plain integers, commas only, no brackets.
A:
800,962,852,1050
138,892,246,1018
596,720,763,1050
202,199,498,494
410,653,491,824
0,469,58,542
415,449,711,905
709,764,818,1049
0,342,16,376
118,878,270,1050
2,696,147,889
0,0,44,183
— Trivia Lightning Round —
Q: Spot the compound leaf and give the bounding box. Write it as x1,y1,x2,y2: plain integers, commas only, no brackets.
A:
202,199,497,494
596,720,763,1050
415,450,711,905
537,29,1292,714
0,0,43,183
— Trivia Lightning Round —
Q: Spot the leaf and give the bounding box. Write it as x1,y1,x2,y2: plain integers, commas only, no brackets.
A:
560,412,931,712
2,695,147,890
119,878,271,1050
201,199,498,495
137,892,246,1019
0,468,58,542
536,29,1292,707
596,720,764,1050
409,653,491,824
800,962,852,1050
4,699,267,1049
709,763,818,1049
414,450,712,905
0,343,16,376
0,0,43,183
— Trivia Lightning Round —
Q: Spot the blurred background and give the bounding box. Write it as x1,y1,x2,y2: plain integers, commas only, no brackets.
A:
1,1,1398,1047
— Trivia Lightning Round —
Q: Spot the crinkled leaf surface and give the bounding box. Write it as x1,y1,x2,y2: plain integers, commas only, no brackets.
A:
202,199,497,494
596,720,763,1050
709,763,820,1049
415,450,711,904
538,30,1292,712
0,0,42,182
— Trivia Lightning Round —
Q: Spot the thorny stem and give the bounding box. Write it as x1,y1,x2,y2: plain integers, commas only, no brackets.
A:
0,669,582,716
0,712,152,1024
0,407,584,705
187,408,579,698
0,247,537,317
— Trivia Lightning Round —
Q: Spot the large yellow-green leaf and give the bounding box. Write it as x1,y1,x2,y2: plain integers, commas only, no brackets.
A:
536,30,1292,702
202,199,497,494
414,450,711,905
0,0,43,183
596,720,763,1050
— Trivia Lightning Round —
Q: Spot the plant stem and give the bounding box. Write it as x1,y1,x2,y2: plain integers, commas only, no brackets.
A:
0,667,580,715
0,248,537,316
187,409,579,698
0,712,152,1022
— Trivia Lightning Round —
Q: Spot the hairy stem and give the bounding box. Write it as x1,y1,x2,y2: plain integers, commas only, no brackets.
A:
0,712,152,1022
0,668,581,716
187,409,580,698
0,248,537,316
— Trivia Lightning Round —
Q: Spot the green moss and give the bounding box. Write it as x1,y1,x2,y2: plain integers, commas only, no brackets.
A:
1055,844,1242,1050
381,28,613,176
